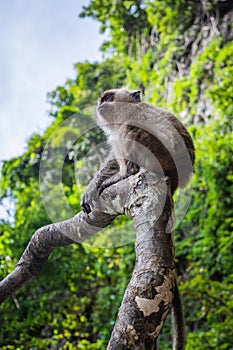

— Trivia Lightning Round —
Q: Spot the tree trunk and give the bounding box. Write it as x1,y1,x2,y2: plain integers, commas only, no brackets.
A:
106,171,175,349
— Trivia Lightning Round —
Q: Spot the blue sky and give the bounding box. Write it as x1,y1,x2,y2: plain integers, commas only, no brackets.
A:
0,0,105,162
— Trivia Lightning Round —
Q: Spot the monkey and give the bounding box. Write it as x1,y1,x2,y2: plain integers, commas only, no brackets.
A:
82,88,195,349
95,88,195,195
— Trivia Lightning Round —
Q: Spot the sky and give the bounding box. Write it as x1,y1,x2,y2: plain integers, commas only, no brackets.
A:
0,0,105,162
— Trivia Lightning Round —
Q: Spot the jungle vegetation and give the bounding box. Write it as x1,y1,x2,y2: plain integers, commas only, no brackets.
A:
0,1,232,349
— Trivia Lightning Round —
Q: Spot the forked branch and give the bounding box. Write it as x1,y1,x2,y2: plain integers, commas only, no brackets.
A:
0,169,176,349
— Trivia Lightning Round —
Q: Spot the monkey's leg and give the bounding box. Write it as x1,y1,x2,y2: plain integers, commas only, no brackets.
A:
97,160,140,194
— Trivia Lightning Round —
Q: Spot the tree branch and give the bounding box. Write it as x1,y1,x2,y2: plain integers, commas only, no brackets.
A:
0,169,176,349
0,206,116,304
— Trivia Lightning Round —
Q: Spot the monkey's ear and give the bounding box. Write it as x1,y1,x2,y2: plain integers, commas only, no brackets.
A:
130,90,141,102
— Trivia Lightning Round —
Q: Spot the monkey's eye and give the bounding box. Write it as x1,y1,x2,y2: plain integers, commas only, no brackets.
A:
100,93,114,104
129,90,141,102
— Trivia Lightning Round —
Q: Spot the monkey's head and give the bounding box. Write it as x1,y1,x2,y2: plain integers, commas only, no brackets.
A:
98,88,141,105
96,88,141,134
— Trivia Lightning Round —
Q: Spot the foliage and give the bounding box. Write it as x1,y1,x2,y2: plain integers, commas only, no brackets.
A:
175,115,233,349
1,0,233,349
80,0,151,57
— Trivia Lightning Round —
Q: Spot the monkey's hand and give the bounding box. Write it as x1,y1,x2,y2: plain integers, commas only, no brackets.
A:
81,159,119,214
81,181,99,214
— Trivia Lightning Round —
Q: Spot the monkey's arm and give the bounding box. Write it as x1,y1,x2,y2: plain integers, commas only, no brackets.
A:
82,158,140,213
81,159,119,214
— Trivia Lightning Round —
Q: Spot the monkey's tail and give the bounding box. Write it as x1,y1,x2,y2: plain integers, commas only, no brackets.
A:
172,279,186,350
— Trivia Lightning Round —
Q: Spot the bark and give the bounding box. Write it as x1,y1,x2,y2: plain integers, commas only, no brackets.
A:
0,169,175,349
0,209,116,304
106,172,175,350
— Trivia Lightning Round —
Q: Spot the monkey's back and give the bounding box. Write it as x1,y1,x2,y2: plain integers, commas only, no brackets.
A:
120,103,195,193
